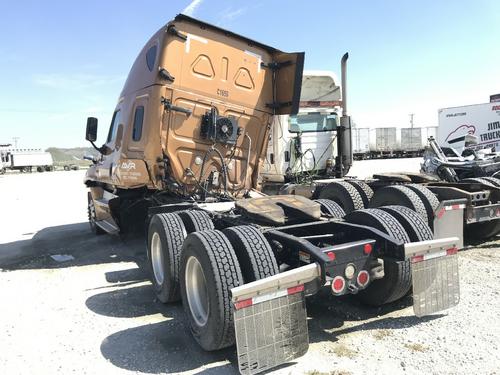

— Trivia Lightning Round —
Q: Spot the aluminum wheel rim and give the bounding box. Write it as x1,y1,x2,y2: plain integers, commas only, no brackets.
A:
151,232,164,286
185,256,209,327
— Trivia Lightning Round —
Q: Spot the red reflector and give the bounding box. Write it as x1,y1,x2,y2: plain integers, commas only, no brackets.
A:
411,254,424,263
363,243,373,255
287,284,305,295
357,270,369,287
331,276,345,294
446,247,458,256
234,298,253,310
327,251,336,261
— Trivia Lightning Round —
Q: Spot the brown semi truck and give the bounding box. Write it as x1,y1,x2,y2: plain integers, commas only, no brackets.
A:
84,14,460,374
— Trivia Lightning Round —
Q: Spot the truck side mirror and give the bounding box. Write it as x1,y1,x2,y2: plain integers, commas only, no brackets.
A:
86,117,98,142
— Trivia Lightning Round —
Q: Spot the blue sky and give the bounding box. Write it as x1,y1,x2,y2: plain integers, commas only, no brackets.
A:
0,0,499,148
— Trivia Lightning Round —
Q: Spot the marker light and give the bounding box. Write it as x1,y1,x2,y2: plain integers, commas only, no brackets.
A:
364,243,373,255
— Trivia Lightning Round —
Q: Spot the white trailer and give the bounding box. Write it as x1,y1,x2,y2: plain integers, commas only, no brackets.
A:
438,102,500,153
369,127,400,156
2,149,54,172
400,127,422,154
353,127,369,159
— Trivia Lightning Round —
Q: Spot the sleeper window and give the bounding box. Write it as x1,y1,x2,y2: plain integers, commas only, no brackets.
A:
132,106,144,141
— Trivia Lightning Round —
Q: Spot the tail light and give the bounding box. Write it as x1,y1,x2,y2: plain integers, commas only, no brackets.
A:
357,270,370,287
331,276,346,294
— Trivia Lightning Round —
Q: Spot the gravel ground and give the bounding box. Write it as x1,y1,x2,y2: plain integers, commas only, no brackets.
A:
0,165,499,375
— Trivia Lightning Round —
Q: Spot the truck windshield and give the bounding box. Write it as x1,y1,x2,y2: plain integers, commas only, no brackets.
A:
288,112,337,133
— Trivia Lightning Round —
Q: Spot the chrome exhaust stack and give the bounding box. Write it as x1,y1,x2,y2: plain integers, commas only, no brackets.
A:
336,53,353,177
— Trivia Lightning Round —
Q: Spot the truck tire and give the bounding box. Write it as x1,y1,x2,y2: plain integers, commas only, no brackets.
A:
147,213,187,303
318,181,364,214
180,230,243,351
379,205,433,241
479,177,500,187
314,199,346,219
404,184,440,229
87,193,106,235
178,210,214,233
345,208,412,305
346,180,374,207
461,177,496,188
466,220,500,240
63,165,70,171
369,185,428,224
0,168,5,175
37,166,44,173
223,225,279,283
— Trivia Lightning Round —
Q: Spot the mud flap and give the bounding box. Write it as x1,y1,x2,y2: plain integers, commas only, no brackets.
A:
231,264,320,375
405,237,460,317
433,199,466,249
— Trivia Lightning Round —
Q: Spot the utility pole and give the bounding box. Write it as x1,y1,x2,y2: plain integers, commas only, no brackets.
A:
12,137,19,149
409,113,414,129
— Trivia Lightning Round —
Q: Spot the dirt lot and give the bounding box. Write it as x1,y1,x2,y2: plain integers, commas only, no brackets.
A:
1,166,499,375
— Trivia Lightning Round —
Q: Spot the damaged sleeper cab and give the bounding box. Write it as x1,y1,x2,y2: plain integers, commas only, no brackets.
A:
83,14,460,375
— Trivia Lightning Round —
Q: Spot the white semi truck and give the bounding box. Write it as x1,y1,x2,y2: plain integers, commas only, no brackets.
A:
261,71,341,188
0,148,54,173
438,101,500,153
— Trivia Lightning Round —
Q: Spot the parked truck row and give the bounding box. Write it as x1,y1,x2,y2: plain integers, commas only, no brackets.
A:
83,15,461,375
352,126,438,159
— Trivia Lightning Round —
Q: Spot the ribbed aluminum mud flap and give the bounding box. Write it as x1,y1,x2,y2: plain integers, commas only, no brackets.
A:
405,238,460,317
231,263,320,375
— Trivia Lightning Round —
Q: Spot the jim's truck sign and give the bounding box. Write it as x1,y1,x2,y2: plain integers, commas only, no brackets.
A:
438,102,500,151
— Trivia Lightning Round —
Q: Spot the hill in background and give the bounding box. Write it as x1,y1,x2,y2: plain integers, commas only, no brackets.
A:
46,147,99,166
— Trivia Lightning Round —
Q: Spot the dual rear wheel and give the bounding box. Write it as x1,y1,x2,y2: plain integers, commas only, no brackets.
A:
147,201,434,347
147,211,278,350
345,206,433,306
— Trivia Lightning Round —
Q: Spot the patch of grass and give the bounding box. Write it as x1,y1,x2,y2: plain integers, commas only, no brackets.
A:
373,329,392,340
404,342,427,352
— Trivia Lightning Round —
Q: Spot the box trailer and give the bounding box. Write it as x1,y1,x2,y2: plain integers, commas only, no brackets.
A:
353,127,369,159
369,127,400,156
438,102,500,152
4,149,54,172
400,127,422,154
